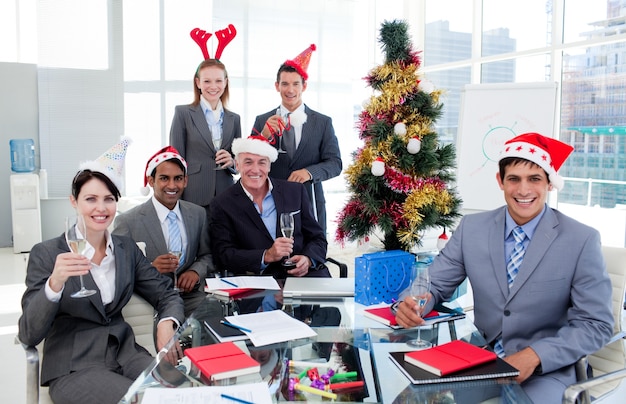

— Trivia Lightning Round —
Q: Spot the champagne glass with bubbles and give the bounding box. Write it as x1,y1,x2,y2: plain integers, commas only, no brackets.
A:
279,213,295,269
168,233,182,292
65,215,97,298
407,261,432,349
212,130,226,170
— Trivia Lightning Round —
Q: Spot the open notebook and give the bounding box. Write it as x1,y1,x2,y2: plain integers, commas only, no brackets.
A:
282,277,355,299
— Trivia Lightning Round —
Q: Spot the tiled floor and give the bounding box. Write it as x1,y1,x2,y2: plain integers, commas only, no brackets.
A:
3,245,625,403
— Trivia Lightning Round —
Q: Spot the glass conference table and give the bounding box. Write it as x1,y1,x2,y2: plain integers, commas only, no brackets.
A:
120,293,532,403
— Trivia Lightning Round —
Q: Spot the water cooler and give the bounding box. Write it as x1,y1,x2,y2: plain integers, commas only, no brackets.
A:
9,139,42,253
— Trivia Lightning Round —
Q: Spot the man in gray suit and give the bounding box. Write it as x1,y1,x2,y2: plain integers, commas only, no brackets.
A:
252,44,342,235
114,146,215,317
395,133,614,403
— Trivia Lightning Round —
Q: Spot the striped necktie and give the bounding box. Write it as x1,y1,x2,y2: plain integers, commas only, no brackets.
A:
167,211,185,267
506,226,526,287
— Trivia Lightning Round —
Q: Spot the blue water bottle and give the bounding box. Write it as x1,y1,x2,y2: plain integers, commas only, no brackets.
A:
10,139,36,173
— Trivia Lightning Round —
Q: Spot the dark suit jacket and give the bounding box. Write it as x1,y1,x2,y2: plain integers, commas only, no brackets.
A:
18,234,184,385
170,104,241,207
113,198,215,286
252,105,342,233
209,179,328,277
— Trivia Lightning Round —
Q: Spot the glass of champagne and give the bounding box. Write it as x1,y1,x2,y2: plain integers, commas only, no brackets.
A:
212,131,226,170
279,213,295,269
65,215,97,298
168,234,182,292
275,109,287,154
407,262,432,349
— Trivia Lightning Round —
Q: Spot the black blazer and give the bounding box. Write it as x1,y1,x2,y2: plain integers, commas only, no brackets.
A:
209,179,328,277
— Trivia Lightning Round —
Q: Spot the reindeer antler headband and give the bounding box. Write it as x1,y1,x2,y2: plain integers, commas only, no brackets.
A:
190,24,237,60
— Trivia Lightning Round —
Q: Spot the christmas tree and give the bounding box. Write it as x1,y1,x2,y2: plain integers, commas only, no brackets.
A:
335,20,462,252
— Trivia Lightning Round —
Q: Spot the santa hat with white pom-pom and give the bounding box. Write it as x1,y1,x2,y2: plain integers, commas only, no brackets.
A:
140,146,187,196
498,132,573,191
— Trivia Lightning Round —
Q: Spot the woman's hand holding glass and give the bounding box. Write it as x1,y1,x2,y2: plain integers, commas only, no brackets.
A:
65,215,97,298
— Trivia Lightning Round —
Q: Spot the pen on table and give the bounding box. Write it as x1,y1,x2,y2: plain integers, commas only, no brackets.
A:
220,320,252,333
220,278,239,287
220,393,255,404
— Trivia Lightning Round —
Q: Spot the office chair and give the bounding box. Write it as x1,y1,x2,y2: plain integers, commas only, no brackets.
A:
563,246,626,404
18,293,157,404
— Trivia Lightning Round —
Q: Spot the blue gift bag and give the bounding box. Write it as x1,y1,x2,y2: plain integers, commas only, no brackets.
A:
354,250,415,305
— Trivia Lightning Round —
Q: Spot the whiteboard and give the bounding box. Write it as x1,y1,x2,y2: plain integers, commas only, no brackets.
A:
455,82,558,211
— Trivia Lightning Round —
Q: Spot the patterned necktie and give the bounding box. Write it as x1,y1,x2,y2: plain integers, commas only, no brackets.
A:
167,211,185,267
283,113,296,157
506,226,526,287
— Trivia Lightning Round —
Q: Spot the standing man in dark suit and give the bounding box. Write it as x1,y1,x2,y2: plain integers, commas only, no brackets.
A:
114,146,215,317
252,44,342,235
210,135,330,280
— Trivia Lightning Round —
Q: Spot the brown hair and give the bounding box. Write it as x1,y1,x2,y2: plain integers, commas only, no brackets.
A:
192,59,230,108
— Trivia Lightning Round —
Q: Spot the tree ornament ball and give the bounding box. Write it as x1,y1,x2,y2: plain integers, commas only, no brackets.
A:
418,79,435,94
371,158,385,176
407,137,421,154
394,122,407,136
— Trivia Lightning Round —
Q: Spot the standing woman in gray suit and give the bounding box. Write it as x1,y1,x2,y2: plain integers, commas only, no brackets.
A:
170,57,241,217
18,138,184,404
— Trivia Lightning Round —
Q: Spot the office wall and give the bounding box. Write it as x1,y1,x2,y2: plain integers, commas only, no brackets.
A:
0,63,39,248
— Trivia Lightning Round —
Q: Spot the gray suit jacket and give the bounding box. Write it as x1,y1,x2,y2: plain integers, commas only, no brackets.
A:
170,104,241,207
113,199,215,285
252,105,342,234
18,234,184,385
425,206,613,383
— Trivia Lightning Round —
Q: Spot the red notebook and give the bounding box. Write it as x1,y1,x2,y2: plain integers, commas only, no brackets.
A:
404,340,497,376
185,341,260,381
363,306,453,329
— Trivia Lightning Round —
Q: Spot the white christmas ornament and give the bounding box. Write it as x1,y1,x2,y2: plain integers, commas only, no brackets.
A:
394,122,407,136
418,79,435,94
407,137,421,154
371,158,385,176
437,229,449,250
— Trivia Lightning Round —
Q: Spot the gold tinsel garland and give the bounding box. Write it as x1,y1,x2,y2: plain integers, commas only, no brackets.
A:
397,184,453,247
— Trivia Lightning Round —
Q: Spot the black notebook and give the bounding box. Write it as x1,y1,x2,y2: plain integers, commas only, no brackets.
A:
389,351,519,385
203,318,249,343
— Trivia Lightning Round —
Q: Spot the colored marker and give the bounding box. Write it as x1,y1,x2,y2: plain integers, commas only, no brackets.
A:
327,380,365,390
294,383,338,400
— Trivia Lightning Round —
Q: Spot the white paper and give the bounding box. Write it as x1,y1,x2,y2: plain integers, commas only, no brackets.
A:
206,276,280,291
225,310,317,347
141,382,272,404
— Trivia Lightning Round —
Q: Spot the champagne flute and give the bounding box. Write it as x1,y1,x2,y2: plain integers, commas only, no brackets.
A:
168,234,182,293
407,262,432,349
65,215,97,298
212,131,226,170
279,212,295,268
275,109,287,154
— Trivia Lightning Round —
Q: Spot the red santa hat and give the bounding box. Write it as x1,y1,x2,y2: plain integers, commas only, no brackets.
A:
232,135,278,163
499,132,574,191
284,44,316,81
140,146,187,196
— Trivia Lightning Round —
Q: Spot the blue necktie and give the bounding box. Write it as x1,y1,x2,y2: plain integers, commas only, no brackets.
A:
507,226,526,287
167,211,185,267
494,226,527,357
